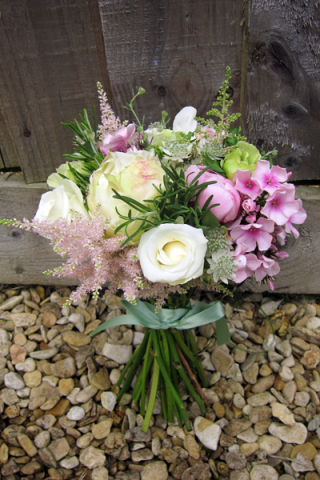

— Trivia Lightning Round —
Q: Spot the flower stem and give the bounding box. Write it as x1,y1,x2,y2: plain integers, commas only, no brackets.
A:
151,330,192,431
140,332,153,415
142,360,159,432
116,330,151,403
166,330,207,414
159,330,174,423
172,330,208,388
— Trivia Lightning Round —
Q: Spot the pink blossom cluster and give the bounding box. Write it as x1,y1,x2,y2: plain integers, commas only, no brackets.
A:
100,124,138,155
20,212,198,308
230,160,306,288
96,82,122,139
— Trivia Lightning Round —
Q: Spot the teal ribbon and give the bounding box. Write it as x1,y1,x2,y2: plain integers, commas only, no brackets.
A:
90,299,230,345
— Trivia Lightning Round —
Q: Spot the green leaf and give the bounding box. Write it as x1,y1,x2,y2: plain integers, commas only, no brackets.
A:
201,209,220,228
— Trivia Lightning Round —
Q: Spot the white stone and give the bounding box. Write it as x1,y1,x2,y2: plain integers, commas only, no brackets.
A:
276,340,292,358
102,343,132,364
92,467,109,480
281,355,295,368
101,392,117,412
68,313,85,333
4,372,25,390
67,406,85,421
133,332,145,346
279,366,294,382
109,369,121,385
194,416,221,451
268,422,307,444
201,352,215,371
60,456,80,469
294,391,310,407
271,402,295,426
29,348,59,360
79,446,105,469
237,428,258,443
258,435,282,454
15,358,36,372
306,317,320,330
250,465,279,480
0,329,11,345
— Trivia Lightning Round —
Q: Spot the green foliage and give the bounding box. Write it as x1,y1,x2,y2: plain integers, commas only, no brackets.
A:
61,108,104,195
0,219,20,227
113,166,221,247
197,67,240,135
260,148,278,166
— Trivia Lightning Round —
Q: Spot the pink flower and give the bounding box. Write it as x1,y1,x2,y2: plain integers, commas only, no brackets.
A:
101,124,136,154
284,199,307,238
233,244,260,283
274,251,289,259
242,199,257,213
255,253,280,281
185,166,241,224
261,184,300,225
274,226,286,246
252,159,291,195
233,170,261,200
230,217,275,252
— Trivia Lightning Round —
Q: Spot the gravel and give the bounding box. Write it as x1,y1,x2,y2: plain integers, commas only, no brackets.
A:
1,285,320,479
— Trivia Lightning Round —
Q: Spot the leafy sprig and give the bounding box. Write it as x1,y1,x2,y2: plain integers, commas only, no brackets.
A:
113,166,220,247
197,67,240,135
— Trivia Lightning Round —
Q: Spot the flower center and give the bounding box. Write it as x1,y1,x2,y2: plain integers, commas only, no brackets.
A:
247,182,252,188
272,200,278,207
163,241,187,263
250,226,257,232
267,179,273,185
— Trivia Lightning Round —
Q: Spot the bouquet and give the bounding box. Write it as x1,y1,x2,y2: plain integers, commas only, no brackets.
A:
1,68,306,431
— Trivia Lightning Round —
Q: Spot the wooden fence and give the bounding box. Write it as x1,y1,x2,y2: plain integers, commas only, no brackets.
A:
0,0,319,292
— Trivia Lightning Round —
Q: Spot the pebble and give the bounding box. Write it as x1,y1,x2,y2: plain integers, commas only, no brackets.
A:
79,446,106,469
101,391,117,411
29,347,59,360
60,456,80,469
141,461,168,480
67,406,85,421
92,418,113,439
194,416,222,451
250,465,279,480
4,372,25,390
102,343,133,364
271,402,296,426
258,434,282,454
269,421,308,444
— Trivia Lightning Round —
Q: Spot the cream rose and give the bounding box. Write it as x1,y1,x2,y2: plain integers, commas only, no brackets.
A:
137,224,208,285
87,150,163,243
34,179,89,223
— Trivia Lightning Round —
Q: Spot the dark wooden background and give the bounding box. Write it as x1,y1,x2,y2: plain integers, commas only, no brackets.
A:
0,0,319,291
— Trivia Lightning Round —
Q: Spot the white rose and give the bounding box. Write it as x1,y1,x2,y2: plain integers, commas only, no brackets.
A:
34,178,89,222
137,224,207,285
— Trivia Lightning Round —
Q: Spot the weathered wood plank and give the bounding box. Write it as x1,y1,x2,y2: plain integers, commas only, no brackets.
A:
241,185,320,294
0,0,110,183
98,0,243,125
0,176,319,293
0,174,76,286
244,0,320,181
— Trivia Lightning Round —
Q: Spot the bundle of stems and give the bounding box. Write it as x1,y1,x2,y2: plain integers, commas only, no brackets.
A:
116,327,210,432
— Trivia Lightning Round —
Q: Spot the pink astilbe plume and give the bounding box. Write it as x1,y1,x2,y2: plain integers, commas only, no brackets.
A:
97,82,122,139
18,211,209,308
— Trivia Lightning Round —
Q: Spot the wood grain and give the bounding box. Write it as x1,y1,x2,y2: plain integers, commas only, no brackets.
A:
0,0,110,183
0,175,77,286
98,0,243,125
244,0,320,181
0,177,319,292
